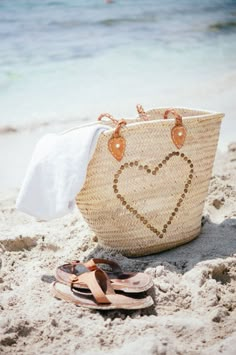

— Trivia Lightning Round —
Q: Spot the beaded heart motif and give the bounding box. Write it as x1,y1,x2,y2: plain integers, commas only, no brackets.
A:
113,151,194,239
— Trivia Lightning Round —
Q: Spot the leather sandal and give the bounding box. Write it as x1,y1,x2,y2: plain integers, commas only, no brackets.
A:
55,258,153,293
51,269,153,310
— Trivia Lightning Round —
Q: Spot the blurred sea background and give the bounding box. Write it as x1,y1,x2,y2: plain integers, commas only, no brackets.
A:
0,0,236,189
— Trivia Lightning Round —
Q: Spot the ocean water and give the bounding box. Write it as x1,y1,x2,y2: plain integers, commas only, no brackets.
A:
0,0,236,148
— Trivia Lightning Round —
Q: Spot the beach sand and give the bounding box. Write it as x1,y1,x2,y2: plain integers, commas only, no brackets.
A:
0,143,236,355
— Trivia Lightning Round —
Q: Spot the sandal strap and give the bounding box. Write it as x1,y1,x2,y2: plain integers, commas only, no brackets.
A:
73,270,114,304
56,259,122,287
84,258,122,273
57,261,89,285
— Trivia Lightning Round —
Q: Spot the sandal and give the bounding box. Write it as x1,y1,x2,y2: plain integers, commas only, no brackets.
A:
51,269,153,310
55,258,153,293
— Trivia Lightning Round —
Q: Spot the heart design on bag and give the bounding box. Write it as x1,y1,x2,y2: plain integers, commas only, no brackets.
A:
113,151,194,239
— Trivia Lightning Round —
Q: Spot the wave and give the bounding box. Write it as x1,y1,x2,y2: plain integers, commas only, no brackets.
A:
49,20,82,29
99,15,158,27
209,21,236,32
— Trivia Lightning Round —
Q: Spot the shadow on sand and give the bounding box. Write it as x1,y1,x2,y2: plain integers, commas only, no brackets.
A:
86,218,236,274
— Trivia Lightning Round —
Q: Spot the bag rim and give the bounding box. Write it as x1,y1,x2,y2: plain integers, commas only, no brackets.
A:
60,107,224,136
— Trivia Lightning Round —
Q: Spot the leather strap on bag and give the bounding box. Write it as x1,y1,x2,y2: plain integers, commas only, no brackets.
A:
97,113,127,138
136,104,149,120
163,108,187,149
164,108,182,125
98,113,126,161
136,104,187,149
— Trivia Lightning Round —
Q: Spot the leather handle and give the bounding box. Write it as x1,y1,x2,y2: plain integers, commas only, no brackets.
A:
136,104,149,120
136,104,183,126
97,113,118,125
97,113,126,138
136,105,186,149
163,109,183,126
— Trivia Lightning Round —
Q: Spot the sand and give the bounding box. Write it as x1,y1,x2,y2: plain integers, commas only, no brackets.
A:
0,144,236,355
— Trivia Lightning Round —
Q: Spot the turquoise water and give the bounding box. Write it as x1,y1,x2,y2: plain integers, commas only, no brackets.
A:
0,0,236,148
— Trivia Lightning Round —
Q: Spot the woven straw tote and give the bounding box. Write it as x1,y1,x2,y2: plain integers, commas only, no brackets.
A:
76,106,224,257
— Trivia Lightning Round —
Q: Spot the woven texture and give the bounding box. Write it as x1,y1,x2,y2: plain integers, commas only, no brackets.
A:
76,108,224,256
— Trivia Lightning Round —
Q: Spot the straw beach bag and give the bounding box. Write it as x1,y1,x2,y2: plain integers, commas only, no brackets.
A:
76,106,224,257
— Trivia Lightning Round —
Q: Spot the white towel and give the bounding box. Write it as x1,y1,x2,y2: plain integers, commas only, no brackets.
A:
16,123,109,220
